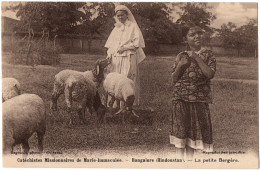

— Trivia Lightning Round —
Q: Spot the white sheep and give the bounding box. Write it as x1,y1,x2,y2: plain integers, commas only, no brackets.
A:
103,72,139,119
2,77,21,102
3,94,46,155
50,70,106,125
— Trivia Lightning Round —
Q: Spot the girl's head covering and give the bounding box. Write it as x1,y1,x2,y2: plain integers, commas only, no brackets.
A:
105,4,146,63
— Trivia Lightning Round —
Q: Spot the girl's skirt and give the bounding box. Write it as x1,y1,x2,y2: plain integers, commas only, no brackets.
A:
170,100,213,152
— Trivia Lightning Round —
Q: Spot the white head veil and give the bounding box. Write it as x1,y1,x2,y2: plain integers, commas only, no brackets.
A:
105,5,146,63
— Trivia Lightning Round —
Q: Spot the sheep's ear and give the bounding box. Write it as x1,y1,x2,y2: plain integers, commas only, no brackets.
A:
96,64,100,75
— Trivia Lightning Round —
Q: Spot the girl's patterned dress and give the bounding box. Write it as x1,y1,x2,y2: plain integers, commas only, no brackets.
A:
170,49,216,152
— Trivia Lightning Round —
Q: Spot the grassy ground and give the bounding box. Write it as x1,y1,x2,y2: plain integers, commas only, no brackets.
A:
2,53,258,156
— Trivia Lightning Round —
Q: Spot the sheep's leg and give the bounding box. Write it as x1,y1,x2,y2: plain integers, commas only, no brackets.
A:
108,96,115,108
88,106,93,117
108,96,116,115
11,143,16,154
9,138,19,154
37,132,44,153
50,84,63,112
77,107,83,124
104,92,108,108
116,99,120,111
21,140,30,155
82,106,87,124
78,105,87,124
65,85,73,126
120,101,126,124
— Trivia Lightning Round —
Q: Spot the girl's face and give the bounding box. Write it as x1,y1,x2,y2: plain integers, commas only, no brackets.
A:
186,26,203,51
116,10,128,23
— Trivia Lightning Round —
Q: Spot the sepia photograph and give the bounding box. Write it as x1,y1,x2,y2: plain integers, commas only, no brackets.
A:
1,1,258,168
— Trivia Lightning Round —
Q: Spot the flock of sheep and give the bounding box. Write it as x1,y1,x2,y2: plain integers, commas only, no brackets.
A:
2,58,139,155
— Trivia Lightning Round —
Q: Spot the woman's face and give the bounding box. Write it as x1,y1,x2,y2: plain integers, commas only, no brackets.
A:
116,10,128,24
186,26,203,50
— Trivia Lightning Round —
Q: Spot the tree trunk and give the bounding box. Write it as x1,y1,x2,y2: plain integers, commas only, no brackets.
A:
53,35,58,65
26,24,32,65
88,39,92,53
26,43,32,65
237,48,240,57
80,39,83,52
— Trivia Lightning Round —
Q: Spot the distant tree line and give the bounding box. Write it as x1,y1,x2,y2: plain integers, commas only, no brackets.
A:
3,2,257,57
217,19,257,57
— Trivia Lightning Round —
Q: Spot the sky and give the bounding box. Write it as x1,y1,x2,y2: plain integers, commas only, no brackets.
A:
209,2,258,28
1,2,258,29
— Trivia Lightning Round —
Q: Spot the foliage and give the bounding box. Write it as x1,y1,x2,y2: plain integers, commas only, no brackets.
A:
74,2,115,52
121,2,182,44
176,2,216,32
13,2,84,35
2,36,63,65
217,19,257,57
5,2,218,55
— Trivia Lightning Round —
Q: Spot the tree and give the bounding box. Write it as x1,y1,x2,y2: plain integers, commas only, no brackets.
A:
75,2,115,52
120,2,182,44
14,2,84,35
217,22,237,48
238,19,258,57
76,2,182,53
176,2,216,32
217,19,257,57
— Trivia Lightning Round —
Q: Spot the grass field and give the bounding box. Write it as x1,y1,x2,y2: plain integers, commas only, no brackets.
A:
2,53,258,156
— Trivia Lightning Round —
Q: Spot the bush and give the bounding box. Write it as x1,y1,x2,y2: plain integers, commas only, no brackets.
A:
2,36,63,65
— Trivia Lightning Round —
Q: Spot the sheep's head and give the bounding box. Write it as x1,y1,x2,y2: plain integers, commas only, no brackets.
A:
95,59,110,78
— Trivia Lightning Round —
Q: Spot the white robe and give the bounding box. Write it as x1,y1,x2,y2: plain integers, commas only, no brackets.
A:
105,20,146,105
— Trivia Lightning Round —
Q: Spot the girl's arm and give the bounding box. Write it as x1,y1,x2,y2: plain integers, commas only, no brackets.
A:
172,64,184,85
172,53,190,84
189,51,216,79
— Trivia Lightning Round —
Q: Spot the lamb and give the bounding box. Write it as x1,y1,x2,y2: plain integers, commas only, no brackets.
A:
3,94,46,155
103,72,139,119
50,70,106,125
2,77,21,102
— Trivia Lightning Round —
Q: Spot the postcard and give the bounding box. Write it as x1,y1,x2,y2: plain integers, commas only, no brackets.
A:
1,1,258,168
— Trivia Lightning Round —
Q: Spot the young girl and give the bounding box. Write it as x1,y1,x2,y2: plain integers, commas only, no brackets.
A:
170,23,216,160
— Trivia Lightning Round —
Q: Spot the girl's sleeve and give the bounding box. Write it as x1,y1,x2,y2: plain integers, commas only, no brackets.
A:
207,51,217,73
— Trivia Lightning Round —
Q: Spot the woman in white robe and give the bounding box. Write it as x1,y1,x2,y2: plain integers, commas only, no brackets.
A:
105,5,146,105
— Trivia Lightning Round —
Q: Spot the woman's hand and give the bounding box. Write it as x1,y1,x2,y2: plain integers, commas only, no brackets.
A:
118,46,127,54
106,54,112,63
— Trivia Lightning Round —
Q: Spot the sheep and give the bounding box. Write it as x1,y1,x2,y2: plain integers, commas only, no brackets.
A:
103,72,139,120
83,58,110,88
2,77,21,102
50,70,106,125
3,94,46,155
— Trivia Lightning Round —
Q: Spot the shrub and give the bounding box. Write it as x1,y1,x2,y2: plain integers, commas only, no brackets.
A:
2,36,63,66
